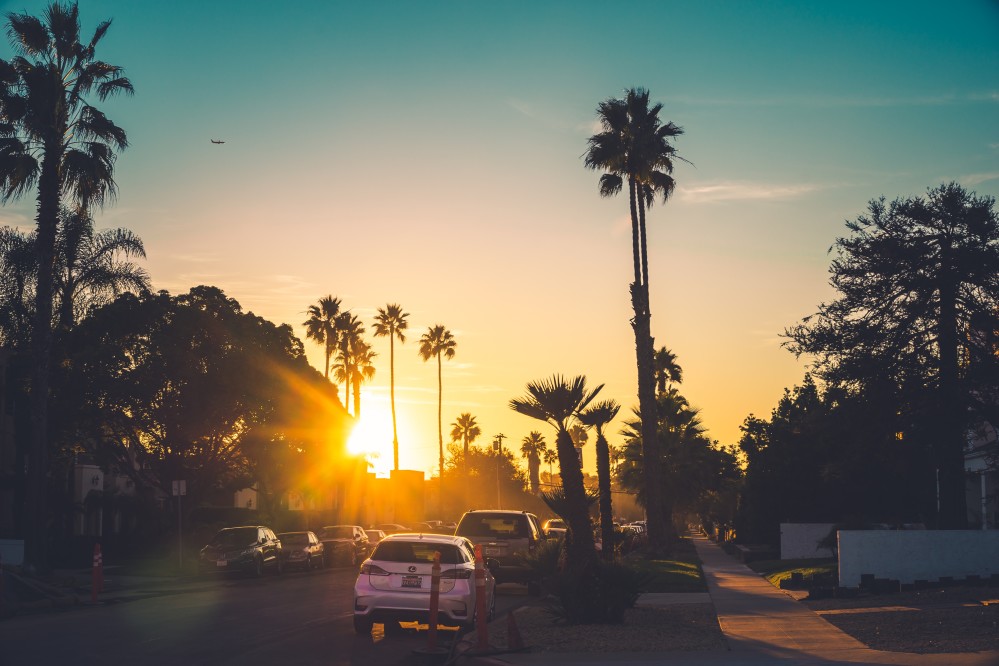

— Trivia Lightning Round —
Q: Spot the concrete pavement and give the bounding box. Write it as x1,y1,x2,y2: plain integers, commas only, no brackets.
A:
460,534,999,665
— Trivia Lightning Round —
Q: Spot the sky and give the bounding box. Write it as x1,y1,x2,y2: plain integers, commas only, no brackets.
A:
1,0,998,479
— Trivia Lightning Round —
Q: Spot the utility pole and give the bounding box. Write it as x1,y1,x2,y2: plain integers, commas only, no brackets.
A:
492,434,506,509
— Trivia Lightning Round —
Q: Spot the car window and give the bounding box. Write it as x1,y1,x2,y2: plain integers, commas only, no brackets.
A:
279,533,308,544
321,526,352,538
457,514,529,538
373,541,464,564
213,527,257,546
460,541,477,562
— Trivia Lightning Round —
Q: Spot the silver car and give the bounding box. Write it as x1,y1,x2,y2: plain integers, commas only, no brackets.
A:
352,533,496,635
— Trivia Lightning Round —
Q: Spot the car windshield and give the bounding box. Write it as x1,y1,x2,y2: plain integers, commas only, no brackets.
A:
278,533,308,544
320,526,352,538
457,515,528,538
212,527,257,546
548,520,565,528
373,541,464,564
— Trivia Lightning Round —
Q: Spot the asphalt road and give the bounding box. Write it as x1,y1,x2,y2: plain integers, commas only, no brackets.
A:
0,566,526,665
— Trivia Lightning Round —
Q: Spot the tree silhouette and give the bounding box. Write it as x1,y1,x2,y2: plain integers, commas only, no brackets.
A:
419,324,456,512
579,399,621,561
450,412,480,507
520,431,547,495
373,303,409,471
303,295,341,381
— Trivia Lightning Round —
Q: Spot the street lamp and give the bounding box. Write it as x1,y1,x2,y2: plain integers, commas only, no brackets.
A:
492,433,506,509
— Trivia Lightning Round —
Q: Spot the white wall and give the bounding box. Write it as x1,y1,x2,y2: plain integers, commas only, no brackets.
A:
838,530,999,587
780,523,836,560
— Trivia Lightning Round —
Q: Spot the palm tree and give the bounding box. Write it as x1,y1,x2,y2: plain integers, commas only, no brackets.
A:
373,303,409,471
333,311,364,414
54,205,149,331
579,399,621,562
510,374,602,574
303,295,341,380
584,88,685,554
418,324,456,510
0,2,133,570
519,431,547,495
654,346,683,395
0,226,38,347
542,448,558,489
568,423,589,469
450,412,480,506
348,338,376,418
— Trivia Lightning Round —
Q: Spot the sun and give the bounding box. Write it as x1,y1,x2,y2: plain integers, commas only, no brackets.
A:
346,399,397,478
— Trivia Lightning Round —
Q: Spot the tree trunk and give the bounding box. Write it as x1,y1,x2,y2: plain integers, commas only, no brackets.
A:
26,148,61,572
595,431,614,562
936,247,967,528
390,334,398,471
556,428,597,574
437,354,444,515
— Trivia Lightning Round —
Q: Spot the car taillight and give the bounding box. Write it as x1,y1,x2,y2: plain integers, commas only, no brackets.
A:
359,563,389,576
440,568,473,579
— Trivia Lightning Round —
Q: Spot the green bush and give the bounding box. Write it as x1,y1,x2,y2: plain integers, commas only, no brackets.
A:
545,561,649,625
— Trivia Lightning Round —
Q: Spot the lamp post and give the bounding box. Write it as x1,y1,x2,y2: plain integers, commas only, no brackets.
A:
492,433,506,509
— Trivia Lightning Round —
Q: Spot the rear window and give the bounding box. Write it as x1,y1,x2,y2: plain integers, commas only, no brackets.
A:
373,541,465,564
456,514,528,538
213,527,257,546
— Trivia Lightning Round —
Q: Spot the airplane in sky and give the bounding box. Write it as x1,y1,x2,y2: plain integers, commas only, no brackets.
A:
210,139,225,144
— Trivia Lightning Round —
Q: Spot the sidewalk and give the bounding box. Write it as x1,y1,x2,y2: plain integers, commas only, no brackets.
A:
464,534,999,665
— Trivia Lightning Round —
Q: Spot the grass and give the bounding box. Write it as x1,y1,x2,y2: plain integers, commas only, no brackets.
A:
747,557,837,587
624,539,707,592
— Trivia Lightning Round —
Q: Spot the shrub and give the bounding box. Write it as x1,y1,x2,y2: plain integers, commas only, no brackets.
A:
545,561,650,625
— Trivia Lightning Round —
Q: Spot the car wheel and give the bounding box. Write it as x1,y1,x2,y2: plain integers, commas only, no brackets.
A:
253,555,264,577
275,556,284,575
348,548,357,567
488,591,497,621
306,555,313,571
353,616,373,636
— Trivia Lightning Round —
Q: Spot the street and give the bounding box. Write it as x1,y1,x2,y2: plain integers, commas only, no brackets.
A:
0,566,526,665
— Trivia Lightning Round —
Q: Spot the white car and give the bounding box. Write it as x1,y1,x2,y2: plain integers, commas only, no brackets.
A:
352,533,497,635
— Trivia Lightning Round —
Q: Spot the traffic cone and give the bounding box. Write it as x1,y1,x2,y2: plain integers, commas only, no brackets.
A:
506,609,524,650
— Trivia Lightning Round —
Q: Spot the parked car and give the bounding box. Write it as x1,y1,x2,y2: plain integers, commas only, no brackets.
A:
364,529,387,544
454,509,546,592
372,523,411,535
276,531,324,571
198,525,283,577
352,533,497,635
317,525,370,566
542,518,567,538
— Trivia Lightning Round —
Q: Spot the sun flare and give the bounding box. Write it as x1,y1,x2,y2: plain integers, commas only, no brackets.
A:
346,399,400,478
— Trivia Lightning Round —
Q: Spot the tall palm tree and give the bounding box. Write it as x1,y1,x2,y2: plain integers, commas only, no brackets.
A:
0,2,133,570
510,374,602,574
450,412,480,507
654,346,683,395
348,338,376,418
542,448,558,489
54,205,149,331
303,295,341,380
519,431,547,495
418,324,456,510
584,88,685,554
333,311,364,414
373,303,409,471
579,399,621,562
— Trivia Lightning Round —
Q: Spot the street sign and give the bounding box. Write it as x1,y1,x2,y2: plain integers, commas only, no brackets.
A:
172,480,187,496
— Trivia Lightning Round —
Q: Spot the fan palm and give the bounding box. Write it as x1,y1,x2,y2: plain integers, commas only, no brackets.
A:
519,431,547,495
332,311,364,414
347,338,376,418
54,205,149,330
542,448,558,488
450,412,481,506
373,303,409,471
568,423,588,468
418,324,456,510
579,399,621,562
303,295,341,380
654,346,683,395
584,88,685,553
0,226,37,346
510,374,602,573
0,2,132,569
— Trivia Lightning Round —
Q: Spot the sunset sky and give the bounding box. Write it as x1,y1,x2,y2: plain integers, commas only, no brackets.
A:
2,1,997,479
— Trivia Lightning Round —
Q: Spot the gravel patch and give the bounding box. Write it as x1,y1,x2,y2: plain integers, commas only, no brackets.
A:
803,586,999,654
486,603,726,653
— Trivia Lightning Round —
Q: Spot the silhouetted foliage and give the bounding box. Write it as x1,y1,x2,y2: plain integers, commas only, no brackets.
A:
785,183,999,528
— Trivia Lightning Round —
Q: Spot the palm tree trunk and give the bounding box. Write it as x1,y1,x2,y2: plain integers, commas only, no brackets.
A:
595,431,614,562
629,177,642,285
556,429,597,574
390,334,398,471
437,353,444,515
26,148,61,571
353,377,361,417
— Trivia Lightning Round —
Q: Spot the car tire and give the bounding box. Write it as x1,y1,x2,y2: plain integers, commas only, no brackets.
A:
306,555,313,571
353,616,373,636
348,548,357,567
253,555,264,577
275,556,284,575
488,591,496,622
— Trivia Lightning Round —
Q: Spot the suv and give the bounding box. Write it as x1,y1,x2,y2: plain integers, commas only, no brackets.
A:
454,510,546,591
317,525,370,566
198,525,283,576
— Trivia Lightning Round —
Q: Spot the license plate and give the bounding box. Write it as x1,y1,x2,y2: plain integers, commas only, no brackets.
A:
216,560,227,567
401,575,422,588
484,547,500,556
